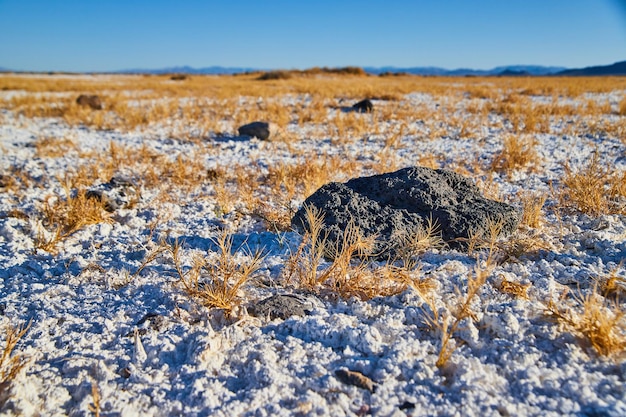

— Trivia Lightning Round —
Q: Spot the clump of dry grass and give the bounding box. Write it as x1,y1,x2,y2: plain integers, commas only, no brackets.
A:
544,284,626,358
34,183,113,252
170,231,265,316
393,216,445,270
490,134,538,174
34,135,78,158
560,153,626,215
520,191,546,228
423,219,502,368
283,205,432,300
426,260,494,368
0,323,30,409
88,379,101,417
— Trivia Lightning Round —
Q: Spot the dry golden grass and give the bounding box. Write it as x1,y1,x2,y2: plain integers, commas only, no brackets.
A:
88,379,101,417
497,277,531,299
426,260,494,368
4,74,626,141
490,134,538,174
283,205,432,301
34,183,113,252
0,323,30,408
423,218,502,368
520,191,546,228
560,153,626,215
170,231,265,316
545,284,626,358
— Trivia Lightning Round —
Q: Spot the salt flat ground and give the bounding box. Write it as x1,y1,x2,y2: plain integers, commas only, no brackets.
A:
0,73,625,416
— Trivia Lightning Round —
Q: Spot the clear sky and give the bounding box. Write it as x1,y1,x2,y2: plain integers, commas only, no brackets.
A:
0,0,625,72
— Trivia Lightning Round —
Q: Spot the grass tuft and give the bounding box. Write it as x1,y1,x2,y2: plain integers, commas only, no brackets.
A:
0,323,30,409
171,231,265,316
34,182,113,252
561,153,626,215
544,284,626,358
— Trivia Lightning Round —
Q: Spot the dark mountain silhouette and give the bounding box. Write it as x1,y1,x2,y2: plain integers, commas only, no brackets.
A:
556,60,626,76
363,65,565,76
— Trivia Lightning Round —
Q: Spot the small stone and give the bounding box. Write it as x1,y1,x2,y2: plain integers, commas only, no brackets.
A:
352,99,373,113
249,294,318,320
238,121,271,140
335,369,376,392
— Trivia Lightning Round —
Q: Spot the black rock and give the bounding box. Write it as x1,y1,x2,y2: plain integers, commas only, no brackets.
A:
238,121,271,141
352,99,373,113
291,166,521,258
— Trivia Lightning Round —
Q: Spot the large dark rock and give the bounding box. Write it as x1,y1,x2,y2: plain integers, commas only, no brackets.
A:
291,166,521,257
76,94,102,110
352,99,373,113
238,121,271,141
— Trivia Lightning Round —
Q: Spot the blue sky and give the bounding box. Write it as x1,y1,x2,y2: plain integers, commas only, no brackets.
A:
0,0,624,72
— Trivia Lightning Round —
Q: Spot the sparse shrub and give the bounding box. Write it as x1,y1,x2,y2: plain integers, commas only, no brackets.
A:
171,231,265,315
560,153,626,215
520,191,546,228
544,285,626,358
34,183,113,252
283,205,429,300
490,134,537,174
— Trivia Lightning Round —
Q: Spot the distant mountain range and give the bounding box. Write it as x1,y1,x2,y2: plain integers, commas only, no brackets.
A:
2,61,625,76
555,60,626,76
117,65,258,75
115,60,626,76
363,65,568,76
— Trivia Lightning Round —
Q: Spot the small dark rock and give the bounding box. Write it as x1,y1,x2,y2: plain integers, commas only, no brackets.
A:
249,294,317,320
352,99,373,113
76,94,102,110
86,176,141,212
170,74,187,81
291,166,521,258
335,369,376,392
238,121,271,141
399,401,416,410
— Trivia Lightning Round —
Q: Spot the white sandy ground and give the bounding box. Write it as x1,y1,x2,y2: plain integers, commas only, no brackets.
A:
1,85,626,416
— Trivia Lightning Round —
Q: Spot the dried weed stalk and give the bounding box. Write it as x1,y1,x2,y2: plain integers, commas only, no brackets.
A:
0,323,30,408
544,284,626,358
424,219,501,368
88,379,101,417
34,183,113,252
